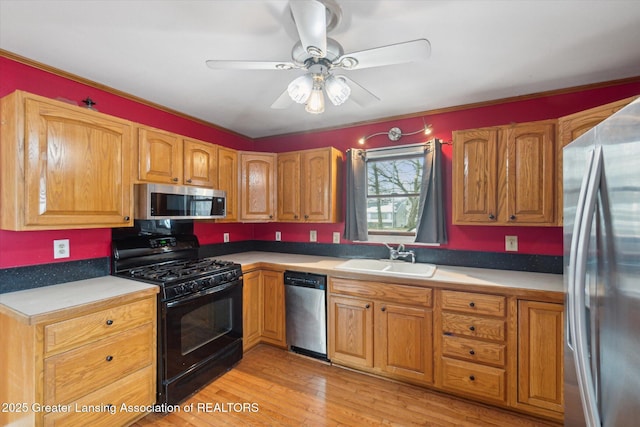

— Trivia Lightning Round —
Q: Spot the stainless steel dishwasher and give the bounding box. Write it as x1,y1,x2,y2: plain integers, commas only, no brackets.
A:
284,270,328,361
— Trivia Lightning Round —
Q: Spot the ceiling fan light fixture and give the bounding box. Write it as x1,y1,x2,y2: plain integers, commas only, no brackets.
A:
287,74,314,104
325,75,350,106
305,77,325,114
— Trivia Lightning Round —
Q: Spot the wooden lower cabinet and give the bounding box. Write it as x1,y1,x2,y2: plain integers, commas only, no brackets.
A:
0,293,156,427
260,270,286,346
328,280,564,422
375,302,433,383
516,300,564,419
329,295,374,368
328,278,434,385
242,269,286,351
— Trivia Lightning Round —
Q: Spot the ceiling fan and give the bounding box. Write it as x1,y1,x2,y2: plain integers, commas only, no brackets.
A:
205,0,431,114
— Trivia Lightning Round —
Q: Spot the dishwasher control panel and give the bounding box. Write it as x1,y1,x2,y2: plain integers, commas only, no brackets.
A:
283,270,326,289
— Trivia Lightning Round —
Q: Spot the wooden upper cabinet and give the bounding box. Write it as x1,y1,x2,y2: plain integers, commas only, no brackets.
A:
276,147,343,223
277,152,301,221
555,96,638,224
239,151,277,221
0,91,133,230
301,148,342,222
452,128,499,223
136,127,218,187
452,120,555,226
183,138,218,187
504,122,555,224
137,127,182,184
217,146,238,222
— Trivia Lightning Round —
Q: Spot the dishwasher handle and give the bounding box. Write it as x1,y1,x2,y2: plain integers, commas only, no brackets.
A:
283,271,327,290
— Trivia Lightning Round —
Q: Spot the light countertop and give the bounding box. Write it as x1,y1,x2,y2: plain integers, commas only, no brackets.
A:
215,252,564,298
0,276,158,324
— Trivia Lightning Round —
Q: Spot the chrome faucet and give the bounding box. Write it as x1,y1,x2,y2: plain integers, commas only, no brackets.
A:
384,243,416,263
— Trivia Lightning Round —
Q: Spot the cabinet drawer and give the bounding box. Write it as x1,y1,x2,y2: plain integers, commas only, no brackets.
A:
44,323,154,405
43,365,155,427
441,312,505,341
441,357,506,403
44,297,155,355
330,278,432,307
440,290,505,316
442,335,506,366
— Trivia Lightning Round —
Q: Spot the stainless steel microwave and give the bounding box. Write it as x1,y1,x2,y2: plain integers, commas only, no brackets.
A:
134,183,226,220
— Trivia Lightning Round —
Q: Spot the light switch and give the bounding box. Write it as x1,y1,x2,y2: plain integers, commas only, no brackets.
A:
505,235,518,252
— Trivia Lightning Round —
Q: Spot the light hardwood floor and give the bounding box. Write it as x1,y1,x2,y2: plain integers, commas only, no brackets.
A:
133,345,561,426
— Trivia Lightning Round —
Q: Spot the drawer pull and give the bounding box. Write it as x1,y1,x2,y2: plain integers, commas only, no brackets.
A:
469,375,475,381
106,355,114,362
469,350,475,355
106,319,114,326
365,304,370,309
469,326,475,332
381,306,386,312
469,302,475,308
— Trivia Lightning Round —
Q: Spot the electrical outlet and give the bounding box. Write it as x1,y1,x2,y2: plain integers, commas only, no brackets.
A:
332,232,341,244
275,231,281,241
505,235,518,252
310,230,317,242
223,233,230,243
53,239,70,259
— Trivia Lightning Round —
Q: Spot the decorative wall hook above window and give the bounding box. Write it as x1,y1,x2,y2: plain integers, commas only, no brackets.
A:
358,123,433,145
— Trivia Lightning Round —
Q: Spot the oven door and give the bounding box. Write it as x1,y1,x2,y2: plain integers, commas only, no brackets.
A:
162,279,242,381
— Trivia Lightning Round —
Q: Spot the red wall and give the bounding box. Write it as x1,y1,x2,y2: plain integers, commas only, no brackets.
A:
1,55,639,267
0,56,254,268
255,82,640,256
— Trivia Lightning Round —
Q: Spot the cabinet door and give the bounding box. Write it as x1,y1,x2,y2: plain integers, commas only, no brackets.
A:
277,152,301,221
517,300,564,416
242,271,262,352
20,97,133,229
301,148,339,222
217,146,238,222
452,128,499,223
183,138,218,187
504,122,555,224
137,127,182,183
260,270,286,346
556,96,637,224
240,152,276,221
328,295,374,368
375,303,433,384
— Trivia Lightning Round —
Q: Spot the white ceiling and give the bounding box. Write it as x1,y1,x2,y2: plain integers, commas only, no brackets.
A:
1,0,639,138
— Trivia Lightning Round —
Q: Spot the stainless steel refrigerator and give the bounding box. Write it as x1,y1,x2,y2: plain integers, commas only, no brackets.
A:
564,97,640,426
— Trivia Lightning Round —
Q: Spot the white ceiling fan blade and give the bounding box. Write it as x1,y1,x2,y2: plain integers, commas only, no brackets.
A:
335,39,431,70
270,89,294,109
337,75,380,107
289,0,327,58
206,60,300,71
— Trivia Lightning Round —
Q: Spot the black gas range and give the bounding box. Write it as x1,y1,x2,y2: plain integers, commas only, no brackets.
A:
112,233,243,406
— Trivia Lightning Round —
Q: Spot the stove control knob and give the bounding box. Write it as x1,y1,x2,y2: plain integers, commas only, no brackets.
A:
225,272,235,281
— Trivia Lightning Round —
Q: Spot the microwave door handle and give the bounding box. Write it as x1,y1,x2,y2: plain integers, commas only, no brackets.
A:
574,146,603,427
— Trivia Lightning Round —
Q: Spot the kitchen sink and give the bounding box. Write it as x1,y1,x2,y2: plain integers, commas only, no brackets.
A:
334,258,437,278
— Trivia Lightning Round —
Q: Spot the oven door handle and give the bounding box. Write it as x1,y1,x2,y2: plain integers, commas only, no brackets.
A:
165,280,241,308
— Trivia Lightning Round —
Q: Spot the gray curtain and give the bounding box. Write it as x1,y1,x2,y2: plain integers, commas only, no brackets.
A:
343,149,368,241
414,140,447,243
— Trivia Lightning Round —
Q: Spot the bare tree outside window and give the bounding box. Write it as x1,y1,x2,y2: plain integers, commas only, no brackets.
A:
366,156,424,234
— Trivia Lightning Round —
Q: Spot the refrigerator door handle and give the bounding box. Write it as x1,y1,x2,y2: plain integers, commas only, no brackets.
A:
567,148,595,351
573,146,603,427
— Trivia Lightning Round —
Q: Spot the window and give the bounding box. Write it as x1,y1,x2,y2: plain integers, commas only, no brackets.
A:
365,144,425,238
344,140,446,245
366,156,423,235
